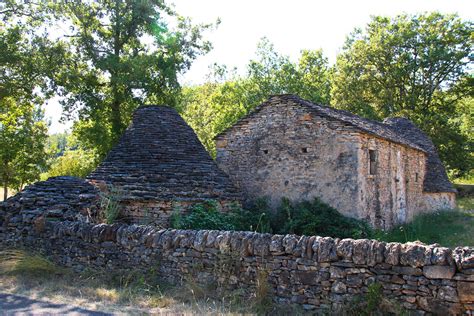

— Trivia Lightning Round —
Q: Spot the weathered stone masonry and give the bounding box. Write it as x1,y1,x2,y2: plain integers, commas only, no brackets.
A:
1,208,473,315
216,95,456,230
87,106,241,227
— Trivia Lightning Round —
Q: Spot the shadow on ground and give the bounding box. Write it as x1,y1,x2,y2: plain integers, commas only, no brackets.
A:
0,293,111,316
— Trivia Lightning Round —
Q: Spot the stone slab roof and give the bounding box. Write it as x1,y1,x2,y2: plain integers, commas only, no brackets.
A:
1,176,101,222
383,117,456,193
216,94,426,153
87,106,241,201
216,94,454,193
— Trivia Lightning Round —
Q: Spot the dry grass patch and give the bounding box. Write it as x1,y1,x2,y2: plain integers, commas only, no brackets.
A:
0,249,289,315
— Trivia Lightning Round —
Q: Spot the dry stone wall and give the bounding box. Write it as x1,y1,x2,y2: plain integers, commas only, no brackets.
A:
1,211,473,315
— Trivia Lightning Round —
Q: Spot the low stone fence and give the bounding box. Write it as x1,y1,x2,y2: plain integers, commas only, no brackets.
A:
0,212,473,315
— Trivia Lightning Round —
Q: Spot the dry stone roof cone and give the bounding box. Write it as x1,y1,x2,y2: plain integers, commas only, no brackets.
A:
87,105,242,202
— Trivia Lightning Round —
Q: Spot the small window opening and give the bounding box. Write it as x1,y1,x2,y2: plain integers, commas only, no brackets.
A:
301,147,308,153
263,149,268,154
369,149,376,175
415,173,419,183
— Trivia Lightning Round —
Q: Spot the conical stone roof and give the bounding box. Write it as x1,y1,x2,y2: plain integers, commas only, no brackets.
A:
87,106,241,202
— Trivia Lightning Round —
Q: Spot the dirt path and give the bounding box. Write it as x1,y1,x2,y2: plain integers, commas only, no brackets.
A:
0,293,111,316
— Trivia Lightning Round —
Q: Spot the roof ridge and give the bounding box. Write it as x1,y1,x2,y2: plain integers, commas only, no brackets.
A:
261,94,426,152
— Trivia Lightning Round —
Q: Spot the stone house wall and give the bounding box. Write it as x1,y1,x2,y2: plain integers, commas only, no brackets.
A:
216,102,362,216
216,102,428,229
1,212,473,315
423,193,457,212
356,134,427,230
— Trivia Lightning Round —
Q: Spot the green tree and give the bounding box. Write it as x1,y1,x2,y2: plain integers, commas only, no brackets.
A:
46,132,69,158
44,148,97,179
331,13,473,175
247,38,331,105
0,99,48,199
40,0,215,156
181,38,331,156
0,14,62,198
42,133,98,179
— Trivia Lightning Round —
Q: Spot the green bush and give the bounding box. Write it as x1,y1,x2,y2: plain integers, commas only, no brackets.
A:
42,148,98,179
100,186,123,224
272,198,374,239
171,200,271,233
171,197,373,239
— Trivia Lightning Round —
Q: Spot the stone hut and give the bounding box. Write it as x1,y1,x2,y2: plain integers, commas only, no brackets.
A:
87,106,241,226
0,176,101,226
215,94,456,230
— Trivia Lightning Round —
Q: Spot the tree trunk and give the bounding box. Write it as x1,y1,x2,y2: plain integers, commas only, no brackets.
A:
3,183,7,202
110,98,123,142
110,1,124,144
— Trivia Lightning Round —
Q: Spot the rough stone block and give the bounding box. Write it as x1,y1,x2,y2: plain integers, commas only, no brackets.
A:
296,271,319,286
331,281,347,294
453,247,474,271
352,239,369,265
283,234,298,254
336,238,354,261
269,235,284,255
457,281,474,302
318,237,337,262
438,286,459,303
423,265,455,280
400,242,431,267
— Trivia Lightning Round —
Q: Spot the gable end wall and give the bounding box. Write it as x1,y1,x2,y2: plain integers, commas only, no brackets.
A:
216,102,362,218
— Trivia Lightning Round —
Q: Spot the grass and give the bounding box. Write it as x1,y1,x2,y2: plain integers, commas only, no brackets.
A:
376,207,473,248
0,249,297,315
457,196,474,211
453,174,474,185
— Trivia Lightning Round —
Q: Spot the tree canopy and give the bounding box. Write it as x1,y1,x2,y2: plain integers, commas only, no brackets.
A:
0,6,471,188
181,38,332,156
331,13,473,175
0,10,63,198
49,0,214,156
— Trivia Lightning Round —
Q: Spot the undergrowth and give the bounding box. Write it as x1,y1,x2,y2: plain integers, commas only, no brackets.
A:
272,198,373,239
171,197,373,239
0,249,65,278
376,209,474,248
0,249,293,314
99,185,123,224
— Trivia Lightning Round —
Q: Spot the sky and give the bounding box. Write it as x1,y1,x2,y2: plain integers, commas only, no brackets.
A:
45,0,474,134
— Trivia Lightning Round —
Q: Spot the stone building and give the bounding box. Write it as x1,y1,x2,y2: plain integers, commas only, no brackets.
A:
87,106,241,226
0,176,101,226
215,94,456,230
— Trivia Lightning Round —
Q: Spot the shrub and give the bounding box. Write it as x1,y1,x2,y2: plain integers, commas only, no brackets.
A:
171,200,236,231
100,186,123,224
42,148,98,179
272,198,374,239
171,197,373,239
170,200,271,233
